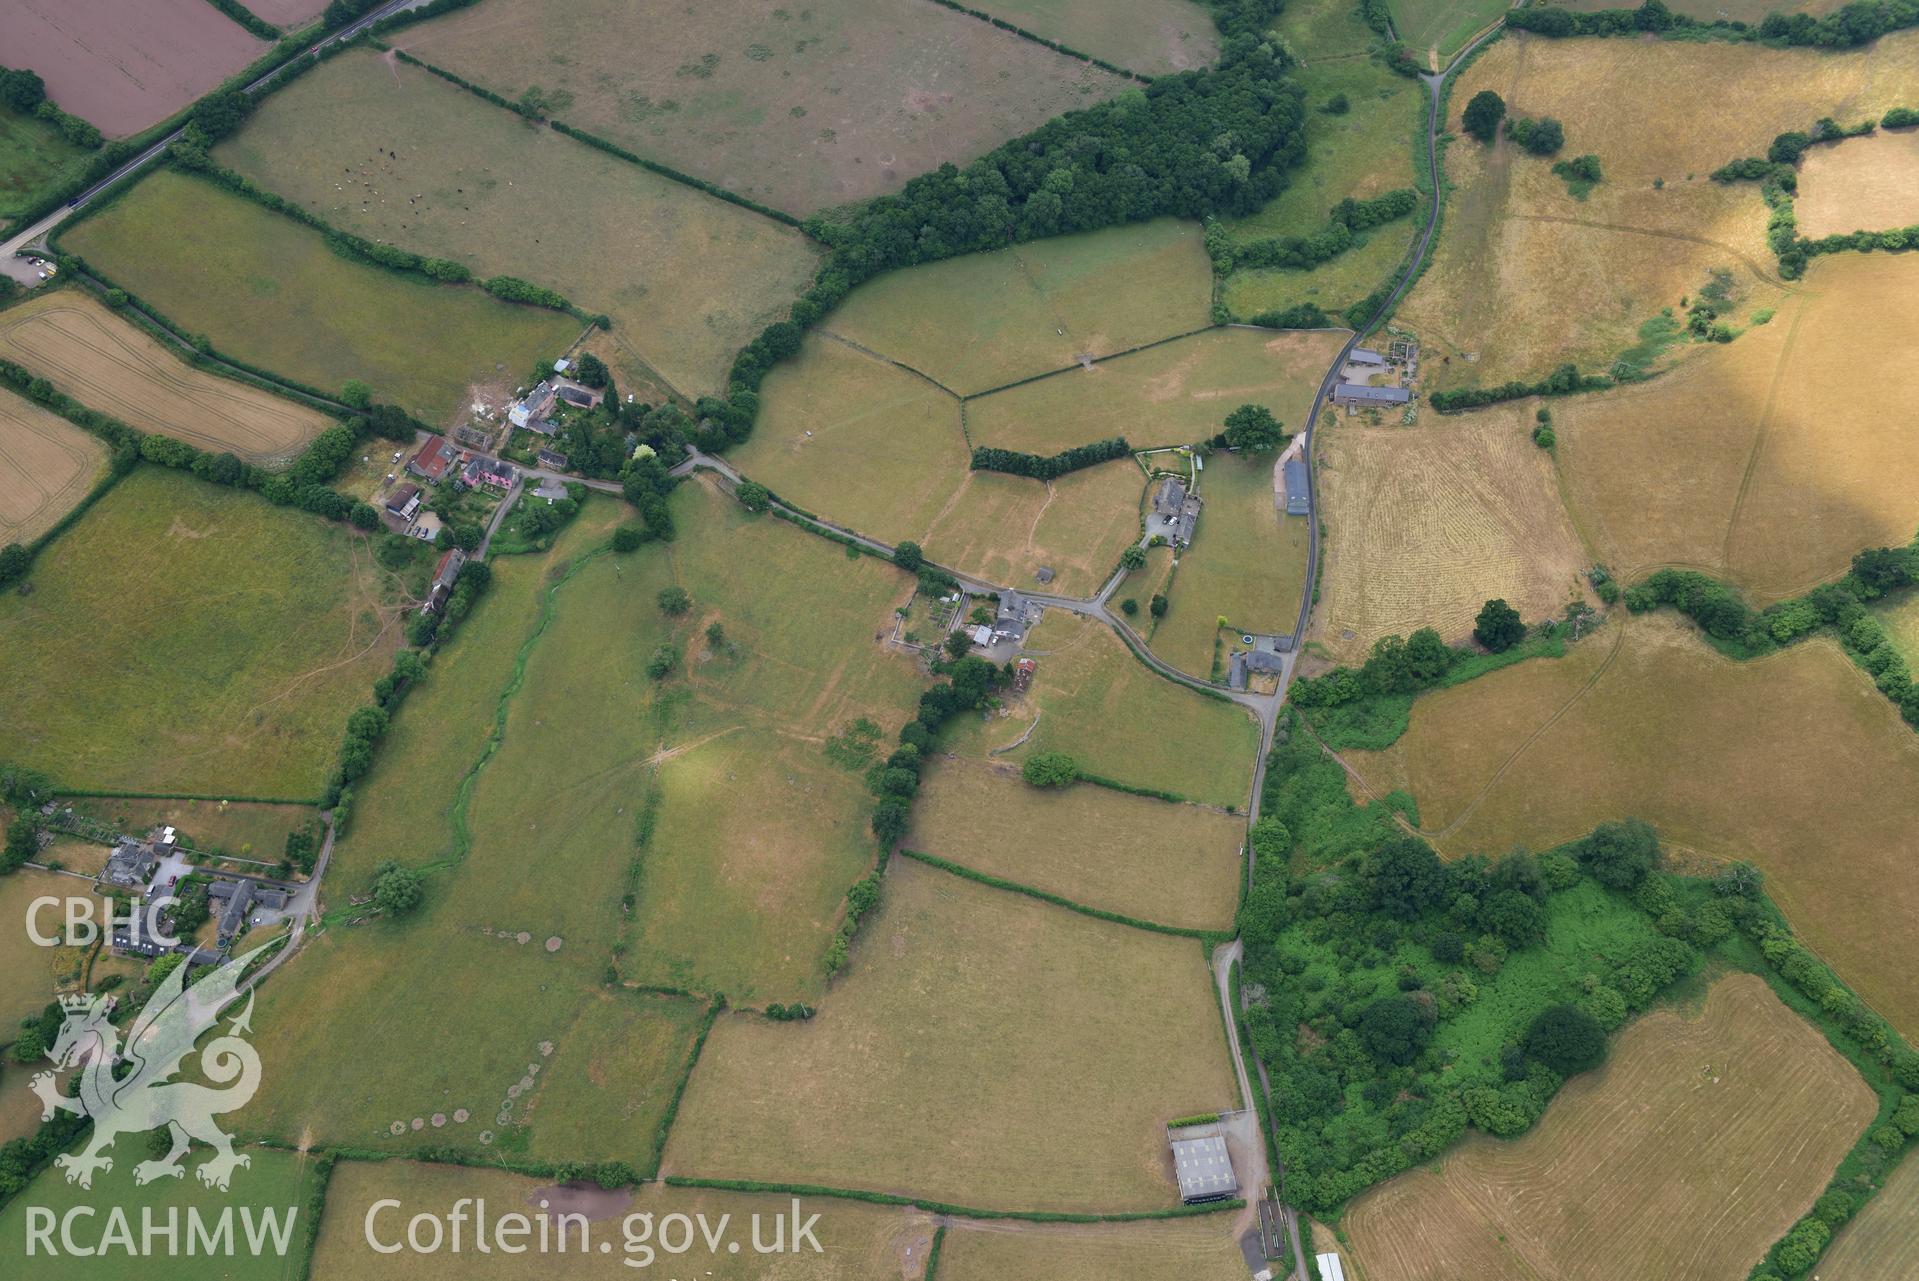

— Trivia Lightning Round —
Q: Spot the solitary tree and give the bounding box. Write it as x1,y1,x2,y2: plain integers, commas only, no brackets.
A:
1120,545,1147,571
892,540,924,573
942,629,972,660
1223,403,1285,452
1022,752,1079,788
735,481,770,513
1474,598,1524,652
340,380,373,410
612,525,647,553
657,586,692,616
371,862,424,917
1462,90,1506,142
1150,593,1169,618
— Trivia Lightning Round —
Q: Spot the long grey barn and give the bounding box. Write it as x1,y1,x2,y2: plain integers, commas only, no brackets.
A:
1283,459,1310,517
1332,382,1412,407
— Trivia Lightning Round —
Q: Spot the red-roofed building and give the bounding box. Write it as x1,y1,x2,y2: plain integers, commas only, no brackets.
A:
407,436,452,483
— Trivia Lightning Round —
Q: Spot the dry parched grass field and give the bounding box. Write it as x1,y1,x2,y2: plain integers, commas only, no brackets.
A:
826,219,1214,397
0,290,335,465
1345,614,1919,1041
1312,403,1589,662
938,1215,1249,1281
666,858,1240,1212
1394,29,1919,393
216,49,822,398
1796,126,1919,238
309,1160,937,1279
62,169,579,424
0,385,104,545
907,756,1244,930
396,0,1129,217
968,325,1346,455
943,610,1260,807
0,0,267,136
1344,974,1875,1281
1818,1147,1919,1281
1556,253,1919,602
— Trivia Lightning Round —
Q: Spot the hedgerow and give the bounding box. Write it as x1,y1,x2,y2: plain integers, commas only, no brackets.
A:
969,436,1130,480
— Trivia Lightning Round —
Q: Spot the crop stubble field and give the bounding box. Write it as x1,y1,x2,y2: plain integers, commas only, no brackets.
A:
1346,614,1919,1041
0,0,267,136
1796,126,1919,238
0,290,336,464
1554,253,1919,602
1343,973,1875,1281
61,169,579,423
1818,1145,1919,1280
216,49,822,398
667,857,1240,1211
0,467,403,797
1312,402,1589,662
963,0,1220,73
396,0,1130,216
908,756,1244,929
0,384,104,545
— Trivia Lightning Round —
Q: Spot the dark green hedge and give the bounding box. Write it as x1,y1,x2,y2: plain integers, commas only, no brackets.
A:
970,436,1130,480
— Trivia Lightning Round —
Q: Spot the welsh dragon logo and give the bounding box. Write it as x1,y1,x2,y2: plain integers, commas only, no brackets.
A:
29,954,262,1191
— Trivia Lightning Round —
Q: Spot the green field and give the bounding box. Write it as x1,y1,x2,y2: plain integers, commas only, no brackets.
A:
0,1145,324,1281
1272,0,1383,60
825,218,1213,395
215,48,820,398
667,857,1240,1212
967,325,1340,455
963,0,1220,73
1877,590,1919,668
67,797,314,864
732,335,1146,595
1390,0,1511,68
945,611,1259,807
0,104,90,222
0,467,403,797
1221,50,1422,321
247,483,930,1151
60,169,578,422
0,868,94,1037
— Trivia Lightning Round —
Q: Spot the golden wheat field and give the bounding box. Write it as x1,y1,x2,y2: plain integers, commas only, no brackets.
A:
1343,974,1874,1281
0,290,335,464
0,387,105,545
1555,252,1919,602
1345,614,1919,1040
1311,401,1590,662
907,756,1245,930
1818,1147,1919,1281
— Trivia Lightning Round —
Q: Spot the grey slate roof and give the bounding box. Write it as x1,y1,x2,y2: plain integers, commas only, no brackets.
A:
1333,382,1412,405
1284,459,1311,516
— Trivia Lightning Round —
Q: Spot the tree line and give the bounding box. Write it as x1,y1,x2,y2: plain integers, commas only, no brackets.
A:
969,436,1130,480
722,31,1312,450
1428,362,1612,413
1624,536,1919,728
1510,0,1919,48
1209,188,1419,273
